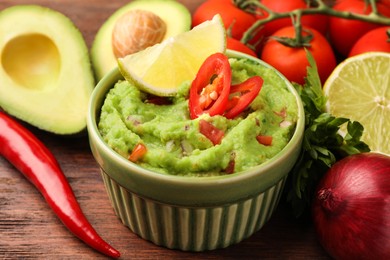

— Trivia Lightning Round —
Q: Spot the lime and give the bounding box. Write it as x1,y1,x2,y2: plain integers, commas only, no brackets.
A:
117,14,226,96
323,52,390,155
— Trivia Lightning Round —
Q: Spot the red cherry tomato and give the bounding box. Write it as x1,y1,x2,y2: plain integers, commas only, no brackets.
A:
199,119,225,145
128,143,147,162
224,76,263,119
256,135,273,146
260,26,336,85
329,0,390,57
227,37,257,57
192,0,256,39
256,0,328,37
189,53,231,119
349,27,390,57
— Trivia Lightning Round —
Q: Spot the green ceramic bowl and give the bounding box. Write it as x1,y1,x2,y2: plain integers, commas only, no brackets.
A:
87,50,305,251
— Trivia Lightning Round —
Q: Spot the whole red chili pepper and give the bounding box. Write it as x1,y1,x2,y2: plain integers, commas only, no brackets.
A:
0,111,120,258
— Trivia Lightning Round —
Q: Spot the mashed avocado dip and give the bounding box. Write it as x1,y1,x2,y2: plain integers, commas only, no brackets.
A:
98,57,298,176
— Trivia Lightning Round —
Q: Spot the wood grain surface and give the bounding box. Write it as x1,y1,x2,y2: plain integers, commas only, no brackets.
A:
0,0,330,259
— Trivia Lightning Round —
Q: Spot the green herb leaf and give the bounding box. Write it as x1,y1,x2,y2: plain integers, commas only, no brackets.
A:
286,49,370,218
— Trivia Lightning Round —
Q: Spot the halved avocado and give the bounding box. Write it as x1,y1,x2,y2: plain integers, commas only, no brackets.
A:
0,5,95,135
91,0,191,80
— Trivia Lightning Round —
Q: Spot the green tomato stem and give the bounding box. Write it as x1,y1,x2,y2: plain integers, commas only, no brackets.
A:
368,0,379,15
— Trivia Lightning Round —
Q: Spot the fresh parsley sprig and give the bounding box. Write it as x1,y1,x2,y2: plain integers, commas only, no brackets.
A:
286,50,370,218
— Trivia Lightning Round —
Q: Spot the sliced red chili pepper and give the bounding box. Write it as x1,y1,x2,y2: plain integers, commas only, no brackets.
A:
225,96,240,112
199,119,224,145
224,76,263,119
256,135,273,146
0,111,120,258
128,143,147,162
189,53,231,119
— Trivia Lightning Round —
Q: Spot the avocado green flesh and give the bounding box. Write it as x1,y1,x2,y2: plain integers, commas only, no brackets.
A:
0,5,95,135
98,58,299,176
91,0,192,80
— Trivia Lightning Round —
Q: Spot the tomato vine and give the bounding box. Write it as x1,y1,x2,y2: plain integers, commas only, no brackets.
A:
234,0,390,44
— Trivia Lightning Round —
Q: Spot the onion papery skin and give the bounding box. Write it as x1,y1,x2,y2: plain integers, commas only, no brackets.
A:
312,152,390,260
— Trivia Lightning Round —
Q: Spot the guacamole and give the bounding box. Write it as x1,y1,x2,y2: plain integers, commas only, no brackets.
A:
98,57,298,176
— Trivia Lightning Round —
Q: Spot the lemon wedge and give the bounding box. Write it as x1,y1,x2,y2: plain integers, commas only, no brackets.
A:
323,52,390,155
117,14,226,96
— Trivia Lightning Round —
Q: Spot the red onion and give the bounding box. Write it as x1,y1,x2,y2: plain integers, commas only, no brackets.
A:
312,152,390,260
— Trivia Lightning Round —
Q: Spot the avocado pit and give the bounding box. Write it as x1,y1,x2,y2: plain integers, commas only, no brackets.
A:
112,10,167,58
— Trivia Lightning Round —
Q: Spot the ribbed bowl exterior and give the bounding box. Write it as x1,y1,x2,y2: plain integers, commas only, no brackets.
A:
88,50,305,251
101,169,287,251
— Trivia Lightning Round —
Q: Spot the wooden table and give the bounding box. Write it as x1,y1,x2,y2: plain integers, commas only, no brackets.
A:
0,0,330,259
